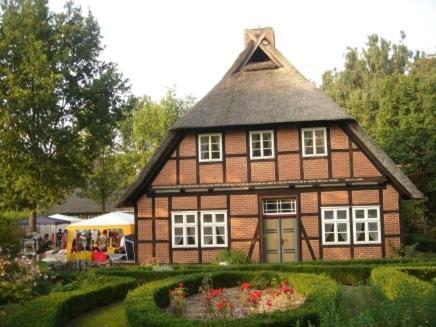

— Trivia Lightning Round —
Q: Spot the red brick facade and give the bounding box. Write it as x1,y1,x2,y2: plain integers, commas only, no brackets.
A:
136,125,403,264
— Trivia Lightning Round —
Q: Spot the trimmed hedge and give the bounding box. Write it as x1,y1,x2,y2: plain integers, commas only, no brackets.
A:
125,270,339,326
401,266,436,281
370,267,432,300
2,275,136,327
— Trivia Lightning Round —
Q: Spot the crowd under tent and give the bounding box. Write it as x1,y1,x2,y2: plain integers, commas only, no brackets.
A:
65,211,134,261
19,215,70,240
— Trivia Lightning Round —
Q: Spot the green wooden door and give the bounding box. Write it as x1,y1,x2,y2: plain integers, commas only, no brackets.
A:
263,218,297,263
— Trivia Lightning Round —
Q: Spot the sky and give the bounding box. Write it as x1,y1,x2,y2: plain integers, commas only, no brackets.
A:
49,0,436,101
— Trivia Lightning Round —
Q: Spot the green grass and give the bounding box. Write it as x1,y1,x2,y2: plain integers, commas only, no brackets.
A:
66,301,127,327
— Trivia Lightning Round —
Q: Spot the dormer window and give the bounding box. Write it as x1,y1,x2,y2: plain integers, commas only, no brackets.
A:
302,127,327,157
198,133,222,162
249,130,274,159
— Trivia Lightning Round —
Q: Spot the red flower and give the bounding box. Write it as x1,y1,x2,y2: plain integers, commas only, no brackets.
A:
239,282,251,292
248,290,262,304
215,299,228,311
208,288,223,298
266,298,273,307
275,282,294,296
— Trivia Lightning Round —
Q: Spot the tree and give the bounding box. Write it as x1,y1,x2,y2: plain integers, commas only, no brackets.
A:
0,0,129,230
322,33,436,230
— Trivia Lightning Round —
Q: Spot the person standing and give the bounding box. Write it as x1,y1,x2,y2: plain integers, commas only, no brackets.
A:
56,229,63,251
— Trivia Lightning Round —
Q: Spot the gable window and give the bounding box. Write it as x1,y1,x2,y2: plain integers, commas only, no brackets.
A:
249,130,274,159
198,133,222,162
171,211,198,248
263,199,296,215
201,211,228,247
353,206,381,244
302,128,327,157
321,207,350,245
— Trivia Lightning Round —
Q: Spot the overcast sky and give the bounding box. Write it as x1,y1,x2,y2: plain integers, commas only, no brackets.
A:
50,0,436,101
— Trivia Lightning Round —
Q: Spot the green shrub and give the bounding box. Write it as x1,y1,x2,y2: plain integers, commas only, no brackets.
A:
2,274,136,327
370,267,432,300
401,266,436,281
125,271,339,327
215,249,251,265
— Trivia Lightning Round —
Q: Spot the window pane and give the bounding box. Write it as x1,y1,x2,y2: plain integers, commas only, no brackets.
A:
315,129,324,138
200,136,209,144
337,210,347,219
216,214,225,223
337,223,347,232
203,226,213,235
324,211,334,220
263,132,272,141
368,209,378,219
200,144,209,152
186,227,196,236
203,214,212,223
324,223,334,232
201,152,209,160
338,233,348,242
174,215,183,224
355,222,365,232
303,131,312,139
304,138,313,147
368,222,378,232
251,134,260,142
216,235,225,244
325,233,334,242
369,231,379,241
175,236,183,245
216,226,225,236
187,236,196,245
263,139,271,149
356,231,365,241
211,151,220,159
263,148,272,157
305,146,314,155
186,215,196,223
174,227,183,236
252,149,261,157
315,146,325,154
355,210,365,219
203,236,213,245
210,135,220,143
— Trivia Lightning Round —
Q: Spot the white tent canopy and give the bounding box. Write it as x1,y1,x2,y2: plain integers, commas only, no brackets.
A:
49,214,83,223
66,211,134,230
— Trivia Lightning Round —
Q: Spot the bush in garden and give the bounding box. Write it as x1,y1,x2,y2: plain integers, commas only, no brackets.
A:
214,249,251,265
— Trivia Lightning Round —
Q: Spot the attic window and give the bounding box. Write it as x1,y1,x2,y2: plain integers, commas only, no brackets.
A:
247,47,271,64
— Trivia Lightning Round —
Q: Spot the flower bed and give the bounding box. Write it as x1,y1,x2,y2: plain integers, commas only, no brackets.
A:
125,270,339,326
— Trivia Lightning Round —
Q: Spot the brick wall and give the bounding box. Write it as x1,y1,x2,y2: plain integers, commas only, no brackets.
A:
353,151,381,177
278,154,300,180
303,158,329,179
250,161,275,182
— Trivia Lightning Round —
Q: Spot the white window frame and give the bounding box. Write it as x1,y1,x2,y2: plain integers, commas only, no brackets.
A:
352,206,381,244
249,130,275,159
301,127,327,157
200,210,228,247
321,207,351,245
263,199,297,215
171,211,198,248
198,133,222,162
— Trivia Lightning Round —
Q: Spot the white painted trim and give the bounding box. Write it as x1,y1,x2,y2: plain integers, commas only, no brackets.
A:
301,127,327,157
171,211,198,248
321,206,351,245
200,210,228,248
249,130,275,159
198,133,223,163
262,199,297,215
352,206,381,244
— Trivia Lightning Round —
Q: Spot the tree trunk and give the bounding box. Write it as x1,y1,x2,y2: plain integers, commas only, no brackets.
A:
29,208,37,233
102,197,106,213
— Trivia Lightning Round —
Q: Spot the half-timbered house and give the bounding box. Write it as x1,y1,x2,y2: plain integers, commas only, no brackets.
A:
117,27,422,264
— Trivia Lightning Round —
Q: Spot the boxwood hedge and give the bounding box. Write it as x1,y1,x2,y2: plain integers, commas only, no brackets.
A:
2,275,136,327
125,270,339,327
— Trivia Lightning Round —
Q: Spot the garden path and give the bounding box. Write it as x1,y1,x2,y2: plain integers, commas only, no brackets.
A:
65,301,127,327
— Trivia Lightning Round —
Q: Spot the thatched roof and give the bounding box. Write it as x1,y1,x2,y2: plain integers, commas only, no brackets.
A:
172,37,353,130
116,28,422,207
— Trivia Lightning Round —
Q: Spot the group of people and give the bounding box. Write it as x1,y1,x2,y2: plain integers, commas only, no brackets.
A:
71,229,125,253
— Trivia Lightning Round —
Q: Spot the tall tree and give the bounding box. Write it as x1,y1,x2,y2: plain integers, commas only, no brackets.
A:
322,33,436,231
0,0,129,230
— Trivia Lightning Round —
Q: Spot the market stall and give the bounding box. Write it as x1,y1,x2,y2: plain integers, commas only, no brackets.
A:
65,211,134,261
